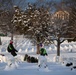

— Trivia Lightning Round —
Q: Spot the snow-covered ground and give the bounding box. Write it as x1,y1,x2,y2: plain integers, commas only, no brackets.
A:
0,37,76,75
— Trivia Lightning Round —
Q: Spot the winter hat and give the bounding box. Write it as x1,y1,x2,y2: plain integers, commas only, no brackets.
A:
40,43,42,47
40,43,44,48
10,40,13,44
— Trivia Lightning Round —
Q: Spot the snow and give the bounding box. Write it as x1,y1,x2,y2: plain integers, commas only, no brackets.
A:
0,37,76,75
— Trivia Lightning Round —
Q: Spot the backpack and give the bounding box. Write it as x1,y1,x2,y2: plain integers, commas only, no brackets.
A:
40,48,47,56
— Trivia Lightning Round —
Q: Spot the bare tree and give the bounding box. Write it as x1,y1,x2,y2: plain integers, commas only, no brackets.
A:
50,14,69,56
12,0,76,55
48,0,76,56
13,3,51,54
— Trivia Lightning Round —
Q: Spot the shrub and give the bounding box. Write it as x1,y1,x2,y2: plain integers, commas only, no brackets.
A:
24,54,38,63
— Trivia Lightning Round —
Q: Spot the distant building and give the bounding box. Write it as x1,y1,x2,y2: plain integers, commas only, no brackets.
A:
53,10,69,20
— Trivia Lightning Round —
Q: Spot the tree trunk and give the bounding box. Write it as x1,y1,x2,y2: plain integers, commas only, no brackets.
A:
36,44,40,54
11,30,13,40
36,36,40,54
57,37,60,56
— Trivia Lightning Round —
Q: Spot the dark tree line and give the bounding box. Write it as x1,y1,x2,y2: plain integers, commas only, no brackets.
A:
0,0,27,40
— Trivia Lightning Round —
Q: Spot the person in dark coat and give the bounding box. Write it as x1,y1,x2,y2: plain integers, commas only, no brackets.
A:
7,40,18,57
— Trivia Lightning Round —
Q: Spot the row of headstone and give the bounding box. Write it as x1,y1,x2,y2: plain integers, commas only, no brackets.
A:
0,37,76,53
5,43,76,53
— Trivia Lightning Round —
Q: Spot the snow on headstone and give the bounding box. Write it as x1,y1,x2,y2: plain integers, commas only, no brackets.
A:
0,55,7,63
25,49,28,52
64,46,68,50
20,55,24,62
6,49,8,52
69,45,73,52
63,40,68,44
69,45,73,49
0,55,3,62
31,48,34,52
48,47,52,51
19,49,22,52
22,42,27,48
2,56,7,62
73,44,76,48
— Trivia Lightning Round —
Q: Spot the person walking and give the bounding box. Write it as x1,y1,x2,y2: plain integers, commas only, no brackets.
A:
6,40,19,68
7,40,18,57
38,43,48,68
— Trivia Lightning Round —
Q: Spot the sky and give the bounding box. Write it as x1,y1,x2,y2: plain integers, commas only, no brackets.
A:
27,0,62,2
